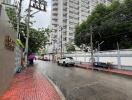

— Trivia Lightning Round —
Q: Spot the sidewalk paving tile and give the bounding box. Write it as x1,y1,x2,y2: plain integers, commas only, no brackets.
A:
1,67,61,100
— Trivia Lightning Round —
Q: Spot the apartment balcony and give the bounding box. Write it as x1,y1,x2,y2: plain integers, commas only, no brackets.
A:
52,15,58,19
52,5,58,9
69,5,79,10
52,0,58,6
69,20,79,26
69,32,74,36
69,9,79,15
69,24,76,29
52,21,58,25
52,7,58,11
69,0,79,5
69,3,79,9
69,15,79,20
52,11,58,14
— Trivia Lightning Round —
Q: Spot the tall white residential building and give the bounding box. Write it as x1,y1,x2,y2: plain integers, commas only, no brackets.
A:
89,0,112,13
50,0,112,53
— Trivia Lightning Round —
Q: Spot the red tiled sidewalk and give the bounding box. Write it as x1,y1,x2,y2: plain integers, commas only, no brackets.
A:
1,67,61,100
75,64,132,76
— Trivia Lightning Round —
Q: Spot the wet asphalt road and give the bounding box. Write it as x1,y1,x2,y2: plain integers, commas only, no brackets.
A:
36,60,132,100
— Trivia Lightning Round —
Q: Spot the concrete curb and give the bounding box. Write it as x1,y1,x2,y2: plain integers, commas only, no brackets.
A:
41,73,66,100
75,64,132,78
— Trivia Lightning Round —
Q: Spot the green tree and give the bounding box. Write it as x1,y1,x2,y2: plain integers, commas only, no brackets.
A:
75,0,132,50
6,7,49,53
66,43,75,53
29,28,50,52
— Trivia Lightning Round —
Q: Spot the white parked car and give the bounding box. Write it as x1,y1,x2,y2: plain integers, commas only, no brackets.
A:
57,57,75,66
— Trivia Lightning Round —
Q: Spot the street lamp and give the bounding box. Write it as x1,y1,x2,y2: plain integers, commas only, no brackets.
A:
97,41,104,52
17,0,23,39
97,41,104,62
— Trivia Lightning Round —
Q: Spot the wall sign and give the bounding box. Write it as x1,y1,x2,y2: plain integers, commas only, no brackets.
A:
4,35,15,51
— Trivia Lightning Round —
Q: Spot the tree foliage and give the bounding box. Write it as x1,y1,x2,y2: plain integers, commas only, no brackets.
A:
75,0,132,50
6,8,49,53
66,43,75,53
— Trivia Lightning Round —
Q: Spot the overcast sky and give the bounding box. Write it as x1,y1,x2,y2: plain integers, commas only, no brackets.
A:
21,0,51,29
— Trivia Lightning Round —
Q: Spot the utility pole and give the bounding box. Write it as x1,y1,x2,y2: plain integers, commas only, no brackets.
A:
60,26,63,58
17,0,23,39
90,26,94,66
24,0,47,65
24,0,31,64
117,42,121,69
97,41,104,62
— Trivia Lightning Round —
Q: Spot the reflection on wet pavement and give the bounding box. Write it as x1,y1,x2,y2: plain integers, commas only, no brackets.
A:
37,60,132,100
